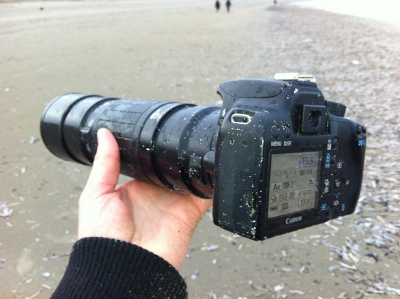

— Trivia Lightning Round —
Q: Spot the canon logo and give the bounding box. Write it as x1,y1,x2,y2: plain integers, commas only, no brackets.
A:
286,216,302,224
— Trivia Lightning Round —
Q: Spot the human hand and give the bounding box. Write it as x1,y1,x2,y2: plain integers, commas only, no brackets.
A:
78,128,212,270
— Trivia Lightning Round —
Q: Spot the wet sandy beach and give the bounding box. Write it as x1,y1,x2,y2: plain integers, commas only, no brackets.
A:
1,1,400,298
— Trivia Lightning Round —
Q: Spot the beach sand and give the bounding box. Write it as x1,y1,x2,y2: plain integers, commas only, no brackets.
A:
1,1,400,298
292,0,400,25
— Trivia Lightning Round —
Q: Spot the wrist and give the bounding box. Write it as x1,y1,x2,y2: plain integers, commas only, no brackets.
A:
52,237,188,298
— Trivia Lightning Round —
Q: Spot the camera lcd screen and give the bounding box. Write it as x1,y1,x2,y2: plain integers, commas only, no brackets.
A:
268,151,321,219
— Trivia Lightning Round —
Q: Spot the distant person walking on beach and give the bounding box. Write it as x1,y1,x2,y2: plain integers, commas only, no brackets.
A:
215,1,220,12
226,0,231,13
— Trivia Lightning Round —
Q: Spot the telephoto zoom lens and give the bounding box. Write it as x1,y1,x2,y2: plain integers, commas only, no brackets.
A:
40,94,221,198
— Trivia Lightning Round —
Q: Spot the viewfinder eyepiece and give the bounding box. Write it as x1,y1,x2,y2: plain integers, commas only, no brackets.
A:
308,110,321,127
302,105,327,133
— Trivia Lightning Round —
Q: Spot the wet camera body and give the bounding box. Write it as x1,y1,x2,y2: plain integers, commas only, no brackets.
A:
41,74,366,241
213,75,366,240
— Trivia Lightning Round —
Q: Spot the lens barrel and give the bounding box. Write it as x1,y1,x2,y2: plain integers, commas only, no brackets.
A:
41,94,220,198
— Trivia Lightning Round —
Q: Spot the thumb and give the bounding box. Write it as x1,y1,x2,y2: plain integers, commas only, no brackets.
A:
84,128,121,197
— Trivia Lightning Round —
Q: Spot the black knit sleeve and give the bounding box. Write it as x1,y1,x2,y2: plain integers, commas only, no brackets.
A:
51,238,188,299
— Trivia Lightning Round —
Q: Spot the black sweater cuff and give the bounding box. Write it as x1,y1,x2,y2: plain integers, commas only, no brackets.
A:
51,238,187,299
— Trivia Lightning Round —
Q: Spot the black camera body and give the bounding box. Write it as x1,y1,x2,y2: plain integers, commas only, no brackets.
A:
212,75,366,240
41,74,366,241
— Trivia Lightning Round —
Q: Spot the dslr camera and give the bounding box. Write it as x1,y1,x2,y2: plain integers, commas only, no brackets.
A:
41,73,366,240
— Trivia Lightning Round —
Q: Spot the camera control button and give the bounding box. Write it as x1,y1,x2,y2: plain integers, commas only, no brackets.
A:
271,126,280,139
330,155,337,166
323,178,330,195
342,176,349,191
334,179,341,189
331,138,338,149
357,125,362,135
323,205,331,218
334,204,341,216
282,126,291,139
362,126,367,134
